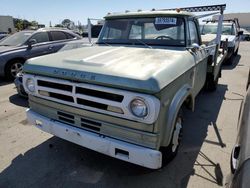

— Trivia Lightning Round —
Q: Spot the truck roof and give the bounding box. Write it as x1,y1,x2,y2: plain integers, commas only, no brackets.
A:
105,10,195,19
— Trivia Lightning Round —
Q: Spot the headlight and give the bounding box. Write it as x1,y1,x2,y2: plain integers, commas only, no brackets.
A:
130,98,148,118
26,78,35,92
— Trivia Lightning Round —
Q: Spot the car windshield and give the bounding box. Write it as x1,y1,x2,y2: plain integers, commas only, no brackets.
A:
0,31,33,46
202,24,235,35
98,17,185,46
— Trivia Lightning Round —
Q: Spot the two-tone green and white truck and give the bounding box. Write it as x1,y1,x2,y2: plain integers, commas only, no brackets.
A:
23,4,228,169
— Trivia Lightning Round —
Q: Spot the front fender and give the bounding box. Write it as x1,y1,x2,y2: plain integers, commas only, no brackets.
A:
162,84,194,146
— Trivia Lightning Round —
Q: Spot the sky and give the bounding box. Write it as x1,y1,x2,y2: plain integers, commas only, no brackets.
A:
0,0,250,26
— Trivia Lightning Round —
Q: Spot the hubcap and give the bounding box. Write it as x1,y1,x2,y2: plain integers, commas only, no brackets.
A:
10,62,23,78
172,117,182,152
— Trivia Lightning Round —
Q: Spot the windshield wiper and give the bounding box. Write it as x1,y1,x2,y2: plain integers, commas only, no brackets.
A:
134,39,152,49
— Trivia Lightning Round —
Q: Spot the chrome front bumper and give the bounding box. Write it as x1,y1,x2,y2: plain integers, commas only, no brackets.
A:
26,109,162,169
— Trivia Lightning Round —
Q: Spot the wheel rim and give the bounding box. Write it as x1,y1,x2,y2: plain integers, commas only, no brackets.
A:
172,117,182,152
10,62,23,78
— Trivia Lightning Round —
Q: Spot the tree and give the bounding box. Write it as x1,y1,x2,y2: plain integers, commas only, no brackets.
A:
30,21,38,27
54,24,63,28
61,19,71,28
22,20,31,29
13,18,34,30
13,18,23,31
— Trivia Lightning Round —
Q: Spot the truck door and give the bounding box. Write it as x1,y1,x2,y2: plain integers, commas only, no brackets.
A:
188,20,208,95
233,23,240,53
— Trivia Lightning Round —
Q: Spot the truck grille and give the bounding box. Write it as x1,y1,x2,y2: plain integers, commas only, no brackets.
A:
57,111,75,124
57,111,102,133
35,77,126,117
81,118,102,132
38,80,72,91
24,74,161,124
75,87,123,102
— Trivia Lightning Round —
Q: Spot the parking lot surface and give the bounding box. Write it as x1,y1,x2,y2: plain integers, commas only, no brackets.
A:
0,42,250,188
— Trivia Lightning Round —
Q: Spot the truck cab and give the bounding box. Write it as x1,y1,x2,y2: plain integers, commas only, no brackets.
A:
23,5,227,169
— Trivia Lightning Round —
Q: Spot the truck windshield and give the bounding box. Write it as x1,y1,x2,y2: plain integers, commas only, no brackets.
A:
202,24,235,35
98,17,185,46
0,31,33,46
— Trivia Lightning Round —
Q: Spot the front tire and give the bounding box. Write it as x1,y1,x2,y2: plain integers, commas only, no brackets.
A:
160,111,183,167
205,74,218,92
5,60,24,80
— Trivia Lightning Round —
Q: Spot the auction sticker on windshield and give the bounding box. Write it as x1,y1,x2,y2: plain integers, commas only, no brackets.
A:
155,17,177,25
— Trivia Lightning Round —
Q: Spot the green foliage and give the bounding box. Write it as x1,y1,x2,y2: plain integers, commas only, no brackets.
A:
13,18,39,31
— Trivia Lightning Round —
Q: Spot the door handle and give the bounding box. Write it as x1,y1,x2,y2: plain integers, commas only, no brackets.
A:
48,46,54,50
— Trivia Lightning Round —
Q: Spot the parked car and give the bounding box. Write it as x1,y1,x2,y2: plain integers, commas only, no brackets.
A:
201,19,243,64
241,28,250,41
0,28,81,79
227,86,250,188
0,32,8,40
14,39,92,97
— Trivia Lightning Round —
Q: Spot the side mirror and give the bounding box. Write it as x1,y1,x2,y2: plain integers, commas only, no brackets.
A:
27,39,37,48
238,31,244,36
191,43,200,52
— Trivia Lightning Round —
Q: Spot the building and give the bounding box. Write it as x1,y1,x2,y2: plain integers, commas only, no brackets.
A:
0,16,15,33
214,13,250,31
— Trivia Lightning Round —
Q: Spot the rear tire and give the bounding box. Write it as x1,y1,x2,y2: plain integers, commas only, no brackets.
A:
234,48,239,56
227,55,234,65
5,60,24,80
160,111,183,167
205,74,218,92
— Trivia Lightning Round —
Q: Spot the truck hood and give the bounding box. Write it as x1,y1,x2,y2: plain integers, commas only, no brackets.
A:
23,46,194,94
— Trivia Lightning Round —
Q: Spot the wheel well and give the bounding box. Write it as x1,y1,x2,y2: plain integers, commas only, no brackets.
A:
184,95,193,110
4,58,26,74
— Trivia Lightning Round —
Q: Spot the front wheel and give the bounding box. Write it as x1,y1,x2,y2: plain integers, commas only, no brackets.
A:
5,60,24,80
160,112,183,167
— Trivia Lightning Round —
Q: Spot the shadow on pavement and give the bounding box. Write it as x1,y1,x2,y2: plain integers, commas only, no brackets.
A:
0,84,228,188
222,55,241,70
0,78,12,86
194,151,223,186
9,94,28,108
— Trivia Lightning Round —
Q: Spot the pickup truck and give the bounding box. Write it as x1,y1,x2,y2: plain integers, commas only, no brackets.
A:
201,19,243,64
23,4,227,169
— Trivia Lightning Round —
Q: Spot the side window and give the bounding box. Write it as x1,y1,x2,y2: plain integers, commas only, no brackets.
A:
232,24,236,35
188,21,199,45
50,31,67,41
103,28,122,39
65,32,76,39
29,32,49,43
